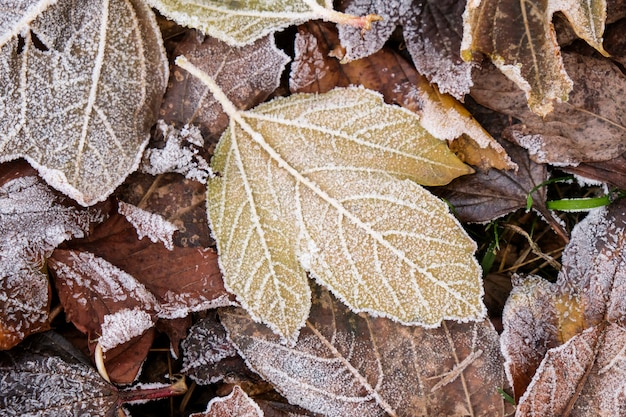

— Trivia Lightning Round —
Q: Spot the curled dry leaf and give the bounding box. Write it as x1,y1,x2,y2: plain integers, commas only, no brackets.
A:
0,0,168,205
190,385,263,417
462,0,607,116
160,32,290,140
563,153,626,190
290,21,513,171
220,284,508,417
0,163,104,350
146,0,380,47
338,0,475,99
180,57,483,341
501,198,626,404
471,53,626,166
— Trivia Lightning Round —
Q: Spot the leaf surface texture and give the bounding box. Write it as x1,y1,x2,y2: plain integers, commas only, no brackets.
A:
0,0,168,205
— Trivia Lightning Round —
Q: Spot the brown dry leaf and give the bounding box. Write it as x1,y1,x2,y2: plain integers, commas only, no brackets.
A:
291,21,513,170
471,53,626,166
462,0,607,116
190,386,263,417
0,0,168,206
220,284,508,417
160,31,289,139
563,153,626,190
338,0,475,99
0,161,105,350
501,197,626,403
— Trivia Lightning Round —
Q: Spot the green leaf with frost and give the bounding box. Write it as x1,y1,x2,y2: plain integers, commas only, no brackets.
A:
0,0,168,206
177,57,485,342
146,0,381,47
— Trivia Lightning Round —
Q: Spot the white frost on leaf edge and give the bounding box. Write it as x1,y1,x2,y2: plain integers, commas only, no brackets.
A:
118,201,178,250
99,307,155,352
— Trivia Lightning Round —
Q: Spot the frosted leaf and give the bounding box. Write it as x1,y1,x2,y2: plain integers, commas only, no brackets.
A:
118,200,179,251
290,22,514,171
220,284,508,417
190,386,264,417
338,0,475,99
141,121,211,183
99,307,155,352
501,198,626,401
0,0,168,205
160,33,290,141
179,56,482,341
0,331,119,416
0,172,104,349
145,0,379,47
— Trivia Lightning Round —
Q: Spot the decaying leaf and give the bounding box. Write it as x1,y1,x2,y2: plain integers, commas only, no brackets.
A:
501,197,626,404
146,0,380,47
160,32,289,140
338,0,475,99
190,386,264,417
291,21,514,171
471,53,626,166
220,284,508,417
0,331,119,416
0,0,168,205
462,0,607,116
563,153,626,190
118,201,178,251
0,163,105,350
179,56,483,341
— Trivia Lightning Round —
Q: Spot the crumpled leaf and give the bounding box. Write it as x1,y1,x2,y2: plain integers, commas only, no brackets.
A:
190,386,263,417
471,53,626,165
0,162,105,350
146,0,380,47
338,0,474,99
462,0,607,116
118,200,178,250
0,331,119,416
501,197,626,403
290,21,514,170
0,0,168,205
160,32,289,140
179,56,483,341
220,284,508,417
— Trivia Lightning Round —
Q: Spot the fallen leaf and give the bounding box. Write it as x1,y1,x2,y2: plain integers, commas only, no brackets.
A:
0,331,119,416
0,164,105,350
462,0,607,116
291,21,514,170
501,197,626,401
181,312,251,385
0,0,168,205
471,53,626,165
563,153,626,190
179,57,482,341
338,0,475,99
160,32,289,140
118,201,178,251
190,386,263,417
146,0,380,47
220,284,508,417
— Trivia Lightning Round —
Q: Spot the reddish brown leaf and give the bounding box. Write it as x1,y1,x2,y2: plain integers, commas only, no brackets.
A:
220,284,509,417
190,386,263,417
160,30,289,139
337,0,475,99
471,53,626,165
0,165,105,350
562,153,626,190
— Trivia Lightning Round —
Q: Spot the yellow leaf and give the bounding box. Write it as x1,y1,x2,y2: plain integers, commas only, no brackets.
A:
177,57,484,341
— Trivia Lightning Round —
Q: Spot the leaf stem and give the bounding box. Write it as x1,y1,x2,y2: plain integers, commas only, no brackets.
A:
301,0,382,30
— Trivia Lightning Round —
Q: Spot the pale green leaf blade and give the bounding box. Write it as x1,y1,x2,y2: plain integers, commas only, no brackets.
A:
146,0,375,47
0,0,168,206
205,84,483,341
